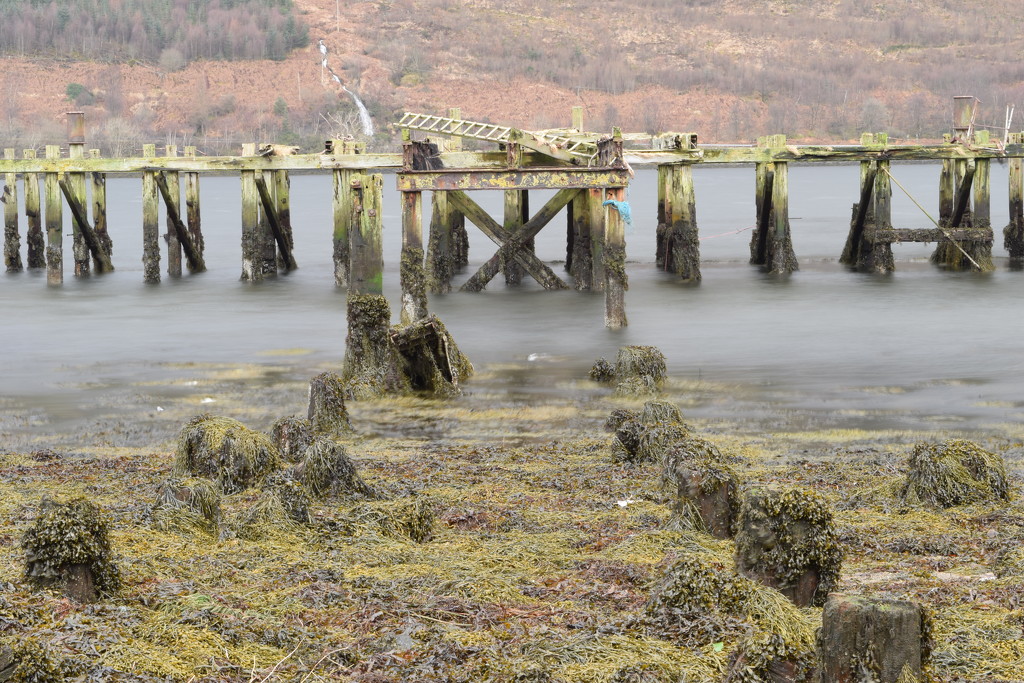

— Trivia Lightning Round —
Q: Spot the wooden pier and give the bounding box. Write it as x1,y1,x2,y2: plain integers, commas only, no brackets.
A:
1,104,1020,328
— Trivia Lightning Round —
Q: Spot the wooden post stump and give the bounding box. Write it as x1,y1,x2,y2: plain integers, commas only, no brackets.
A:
400,190,428,324
1004,133,1024,262
663,457,739,538
44,145,62,285
240,143,261,282
90,149,112,264
23,149,44,269
308,371,352,435
3,148,22,272
817,594,929,683
142,143,160,283
735,487,842,607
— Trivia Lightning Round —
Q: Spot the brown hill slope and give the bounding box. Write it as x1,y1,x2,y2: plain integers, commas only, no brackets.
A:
2,0,1023,152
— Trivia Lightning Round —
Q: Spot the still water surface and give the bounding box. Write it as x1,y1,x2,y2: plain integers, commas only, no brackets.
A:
4,163,1024,431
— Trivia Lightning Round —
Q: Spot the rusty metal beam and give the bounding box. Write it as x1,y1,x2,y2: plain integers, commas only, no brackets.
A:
396,169,631,192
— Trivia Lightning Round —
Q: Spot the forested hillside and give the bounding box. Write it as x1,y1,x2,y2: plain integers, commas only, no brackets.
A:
0,0,1023,154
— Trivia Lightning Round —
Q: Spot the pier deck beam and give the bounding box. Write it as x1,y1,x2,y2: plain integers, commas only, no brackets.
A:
4,148,21,272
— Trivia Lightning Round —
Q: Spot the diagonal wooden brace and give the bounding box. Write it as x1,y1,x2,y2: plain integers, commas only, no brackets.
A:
254,171,297,271
449,188,579,291
155,172,206,273
57,175,114,273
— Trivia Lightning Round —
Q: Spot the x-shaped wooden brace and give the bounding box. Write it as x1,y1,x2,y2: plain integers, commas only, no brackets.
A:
447,188,582,291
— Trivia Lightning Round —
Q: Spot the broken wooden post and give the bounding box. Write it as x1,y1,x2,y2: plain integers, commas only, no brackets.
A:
23,149,43,269
44,144,62,285
90,149,112,264
3,148,22,272
604,186,627,329
342,173,406,397
254,171,296,271
938,158,954,225
274,169,294,271
164,145,181,277
308,371,352,435
142,143,160,283
660,163,700,282
57,176,113,273
184,146,203,257
400,190,428,324
817,594,930,683
155,172,205,273
240,142,261,282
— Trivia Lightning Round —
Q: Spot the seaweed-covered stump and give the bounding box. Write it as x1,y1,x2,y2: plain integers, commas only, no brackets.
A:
307,371,352,436
735,487,842,608
151,477,221,536
662,455,740,538
174,414,280,494
612,345,667,396
817,594,930,683
294,436,375,499
346,496,435,543
611,400,690,465
271,416,313,462
391,315,473,397
900,439,1011,508
22,497,120,603
342,294,408,399
0,638,63,682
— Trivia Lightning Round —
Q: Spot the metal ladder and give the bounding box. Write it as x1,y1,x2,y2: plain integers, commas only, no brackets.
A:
399,112,599,164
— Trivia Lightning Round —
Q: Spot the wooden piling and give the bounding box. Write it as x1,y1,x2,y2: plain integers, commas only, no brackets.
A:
567,190,594,289
939,159,955,224
68,142,90,277
3,148,22,272
57,175,113,273
23,149,43,269
258,162,278,277
749,160,773,266
1004,133,1024,261
400,190,428,324
588,188,606,291
933,157,992,271
502,189,530,285
333,168,353,286
155,172,205,273
655,164,669,269
164,145,182,277
767,158,798,274
254,171,295,271
44,145,62,285
142,143,160,283
349,173,384,295
446,107,469,269
841,141,894,273
274,169,295,271
240,142,261,282
661,163,701,282
184,146,203,257
604,187,627,329
90,149,112,265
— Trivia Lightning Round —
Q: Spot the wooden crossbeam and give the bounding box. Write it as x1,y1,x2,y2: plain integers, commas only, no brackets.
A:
446,190,569,291
254,172,297,271
155,172,206,273
56,175,113,273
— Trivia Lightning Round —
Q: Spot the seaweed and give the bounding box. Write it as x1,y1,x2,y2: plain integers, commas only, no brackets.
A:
900,439,1011,508
611,401,691,465
270,415,313,463
150,477,221,537
294,436,375,499
174,414,280,494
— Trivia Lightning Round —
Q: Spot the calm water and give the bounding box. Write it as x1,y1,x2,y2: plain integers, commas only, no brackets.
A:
4,163,1024,431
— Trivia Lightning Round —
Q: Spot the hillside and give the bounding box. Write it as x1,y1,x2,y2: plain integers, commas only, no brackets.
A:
1,0,1024,153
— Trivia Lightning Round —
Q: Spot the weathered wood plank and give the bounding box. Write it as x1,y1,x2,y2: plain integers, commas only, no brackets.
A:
872,227,994,243
397,169,631,191
604,187,627,329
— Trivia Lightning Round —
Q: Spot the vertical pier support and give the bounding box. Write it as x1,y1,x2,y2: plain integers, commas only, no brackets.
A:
1005,132,1024,263
3,148,22,272
932,148,992,271
274,169,294,271
44,144,63,285
748,136,797,274
164,145,182,277
24,149,43,269
841,136,894,272
90,149,112,264
184,146,203,257
446,107,469,269
400,190,428,324
142,143,160,283
333,167,353,286
567,189,595,289
258,162,278,277
604,187,628,329
240,142,261,282
658,163,700,282
68,114,89,277
502,189,530,285
427,191,455,293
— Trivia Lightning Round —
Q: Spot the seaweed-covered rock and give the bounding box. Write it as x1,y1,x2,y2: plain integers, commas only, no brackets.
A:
0,637,63,682
899,439,1011,508
662,455,740,538
346,496,435,543
294,436,375,499
270,416,314,463
735,487,842,608
307,372,352,436
342,294,409,399
590,357,615,383
614,345,666,396
151,477,221,536
815,594,931,683
605,408,637,431
174,414,280,494
611,400,690,464
22,497,120,603
644,553,816,678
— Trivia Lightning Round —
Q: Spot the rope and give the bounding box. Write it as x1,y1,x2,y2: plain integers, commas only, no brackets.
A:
699,225,754,241
880,166,982,270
